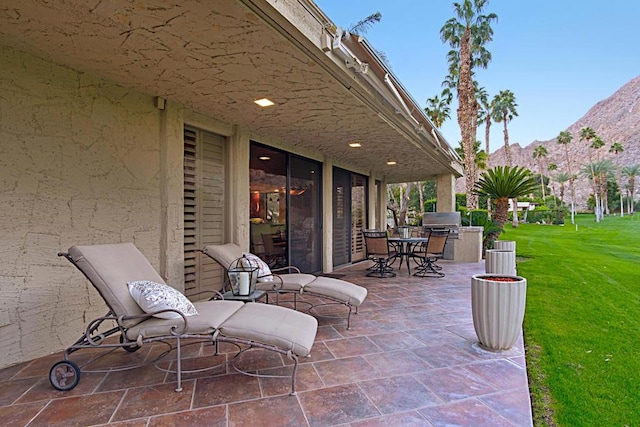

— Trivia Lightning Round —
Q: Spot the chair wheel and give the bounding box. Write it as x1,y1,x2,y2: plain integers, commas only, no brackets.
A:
120,334,140,353
50,360,81,391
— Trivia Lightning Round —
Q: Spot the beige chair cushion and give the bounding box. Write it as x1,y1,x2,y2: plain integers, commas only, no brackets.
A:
219,302,317,357
125,300,245,340
256,273,315,292
203,244,243,270
68,243,167,328
305,277,368,306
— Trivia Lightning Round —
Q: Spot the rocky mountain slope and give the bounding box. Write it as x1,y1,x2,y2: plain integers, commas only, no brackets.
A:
486,75,640,209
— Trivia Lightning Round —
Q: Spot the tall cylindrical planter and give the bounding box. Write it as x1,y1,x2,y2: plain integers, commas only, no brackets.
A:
471,274,527,351
485,249,516,275
494,240,516,251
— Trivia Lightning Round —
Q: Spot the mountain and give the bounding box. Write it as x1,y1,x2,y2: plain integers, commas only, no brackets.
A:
487,75,640,209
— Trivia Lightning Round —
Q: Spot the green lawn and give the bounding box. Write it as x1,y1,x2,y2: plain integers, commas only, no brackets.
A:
505,214,640,426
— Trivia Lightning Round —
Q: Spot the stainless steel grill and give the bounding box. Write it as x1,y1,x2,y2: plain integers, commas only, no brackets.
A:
422,212,461,234
422,212,461,259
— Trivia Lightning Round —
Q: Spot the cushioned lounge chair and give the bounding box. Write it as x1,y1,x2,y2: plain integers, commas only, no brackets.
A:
50,243,317,395
202,243,368,330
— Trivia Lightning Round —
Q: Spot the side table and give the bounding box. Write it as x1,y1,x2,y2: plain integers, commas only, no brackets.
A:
219,289,267,303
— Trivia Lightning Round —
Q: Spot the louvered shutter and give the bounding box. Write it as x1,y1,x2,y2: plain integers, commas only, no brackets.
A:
183,127,226,296
351,174,367,262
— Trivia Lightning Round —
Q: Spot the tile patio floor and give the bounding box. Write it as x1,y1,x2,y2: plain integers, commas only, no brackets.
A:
0,259,533,426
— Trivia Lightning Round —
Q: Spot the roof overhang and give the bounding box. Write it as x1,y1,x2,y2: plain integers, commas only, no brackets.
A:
0,0,463,182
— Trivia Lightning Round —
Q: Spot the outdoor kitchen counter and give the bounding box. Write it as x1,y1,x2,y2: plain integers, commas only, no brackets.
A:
453,226,483,263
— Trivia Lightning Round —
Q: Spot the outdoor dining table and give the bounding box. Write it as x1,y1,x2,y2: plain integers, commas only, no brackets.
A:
388,236,428,275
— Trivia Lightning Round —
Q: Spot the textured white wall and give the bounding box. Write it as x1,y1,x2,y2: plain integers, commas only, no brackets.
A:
0,45,170,368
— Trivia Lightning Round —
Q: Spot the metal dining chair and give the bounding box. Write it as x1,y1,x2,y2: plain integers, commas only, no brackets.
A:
362,230,398,278
412,228,449,277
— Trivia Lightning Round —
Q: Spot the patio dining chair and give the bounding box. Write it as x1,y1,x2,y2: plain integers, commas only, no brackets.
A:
362,230,398,278
412,228,449,277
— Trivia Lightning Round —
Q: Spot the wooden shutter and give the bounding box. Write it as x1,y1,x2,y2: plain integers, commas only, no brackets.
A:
351,174,367,262
183,127,226,297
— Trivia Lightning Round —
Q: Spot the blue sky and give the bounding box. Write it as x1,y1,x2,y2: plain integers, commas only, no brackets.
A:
314,0,640,153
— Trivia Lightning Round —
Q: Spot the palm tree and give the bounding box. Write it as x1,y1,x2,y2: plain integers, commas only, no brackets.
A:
622,164,640,215
532,145,548,199
440,0,497,210
591,136,608,215
609,142,624,216
579,127,598,216
554,172,570,204
580,160,614,221
492,90,518,166
424,94,451,128
477,86,493,156
556,130,576,224
455,140,488,171
473,166,538,236
580,127,597,152
548,162,558,204
348,12,382,35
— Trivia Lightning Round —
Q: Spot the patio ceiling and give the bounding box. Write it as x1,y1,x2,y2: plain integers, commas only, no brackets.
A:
0,0,462,183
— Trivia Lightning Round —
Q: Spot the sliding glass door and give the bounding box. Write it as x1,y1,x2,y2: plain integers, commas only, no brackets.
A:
289,156,322,272
249,143,322,273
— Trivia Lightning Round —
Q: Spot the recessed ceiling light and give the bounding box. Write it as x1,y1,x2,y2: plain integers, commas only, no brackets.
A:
258,156,271,160
254,98,275,107
349,142,362,148
386,160,397,165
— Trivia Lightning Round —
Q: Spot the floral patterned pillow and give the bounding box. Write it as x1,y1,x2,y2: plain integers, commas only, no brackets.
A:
127,281,198,319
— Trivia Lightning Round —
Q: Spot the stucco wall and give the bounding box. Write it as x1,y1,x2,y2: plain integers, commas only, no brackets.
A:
0,45,171,368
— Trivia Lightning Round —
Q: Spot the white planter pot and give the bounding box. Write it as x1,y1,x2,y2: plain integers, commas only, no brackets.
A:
494,240,516,251
471,274,527,351
485,249,516,275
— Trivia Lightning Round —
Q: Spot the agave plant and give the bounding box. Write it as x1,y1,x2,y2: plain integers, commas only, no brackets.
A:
473,166,538,232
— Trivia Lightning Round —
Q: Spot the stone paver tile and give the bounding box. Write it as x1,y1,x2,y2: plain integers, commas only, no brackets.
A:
324,336,382,358
148,405,226,426
259,363,324,397
463,359,529,390
479,387,534,426
364,350,431,376
350,411,433,426
30,390,125,426
407,328,468,347
112,381,194,421
0,400,47,426
193,373,261,408
359,375,442,414
412,344,480,368
313,356,376,386
418,398,514,427
367,331,426,351
415,367,497,402
17,372,106,404
229,394,307,426
299,384,380,426
0,377,39,406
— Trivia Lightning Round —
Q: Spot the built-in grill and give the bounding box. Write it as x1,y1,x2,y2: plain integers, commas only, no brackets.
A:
422,212,461,259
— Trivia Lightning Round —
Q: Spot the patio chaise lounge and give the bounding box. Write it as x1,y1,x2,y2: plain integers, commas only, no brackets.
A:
50,243,317,395
202,243,368,329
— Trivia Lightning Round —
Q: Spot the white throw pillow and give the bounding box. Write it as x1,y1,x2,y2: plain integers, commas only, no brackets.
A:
127,280,198,319
241,253,274,282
